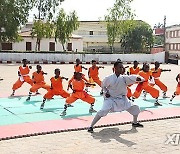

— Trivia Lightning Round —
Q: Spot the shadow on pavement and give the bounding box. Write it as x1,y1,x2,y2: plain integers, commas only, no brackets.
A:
91,127,138,147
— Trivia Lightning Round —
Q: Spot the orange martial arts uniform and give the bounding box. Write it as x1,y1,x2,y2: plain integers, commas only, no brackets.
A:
68,75,88,85
127,67,140,98
44,77,70,99
151,68,167,92
175,74,180,95
30,71,50,92
66,79,95,104
12,66,33,90
129,67,140,75
133,71,159,99
74,65,82,72
88,66,102,87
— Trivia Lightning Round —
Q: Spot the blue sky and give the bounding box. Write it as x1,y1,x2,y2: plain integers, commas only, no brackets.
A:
28,0,180,27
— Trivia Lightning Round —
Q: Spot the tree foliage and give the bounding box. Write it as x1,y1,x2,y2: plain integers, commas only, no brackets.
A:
154,35,164,46
154,22,164,29
0,0,33,50
31,20,55,51
105,0,135,52
32,0,65,20
55,9,79,51
30,0,65,51
120,21,154,53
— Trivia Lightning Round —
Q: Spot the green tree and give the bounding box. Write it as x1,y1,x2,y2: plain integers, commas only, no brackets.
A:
120,21,154,53
31,0,65,51
55,9,79,51
31,20,54,51
154,35,164,46
153,22,164,46
0,0,33,50
32,0,65,20
154,22,164,29
105,0,135,52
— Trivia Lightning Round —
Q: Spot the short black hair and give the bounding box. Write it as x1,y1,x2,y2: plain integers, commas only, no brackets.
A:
134,60,138,63
36,65,41,68
55,68,60,72
74,72,82,79
142,63,149,70
114,61,122,67
92,60,96,63
155,61,160,64
22,59,27,62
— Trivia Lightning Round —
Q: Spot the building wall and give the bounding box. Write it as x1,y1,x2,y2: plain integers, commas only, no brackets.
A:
151,47,164,54
166,25,180,57
6,37,83,52
74,21,120,51
0,52,165,63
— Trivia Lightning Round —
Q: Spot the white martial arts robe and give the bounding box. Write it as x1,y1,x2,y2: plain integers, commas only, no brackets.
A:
97,74,143,117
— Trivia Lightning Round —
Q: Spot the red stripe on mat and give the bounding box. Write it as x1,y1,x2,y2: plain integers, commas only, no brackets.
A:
0,107,180,140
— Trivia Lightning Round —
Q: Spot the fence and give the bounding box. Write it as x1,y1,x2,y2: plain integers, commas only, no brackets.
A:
0,51,165,63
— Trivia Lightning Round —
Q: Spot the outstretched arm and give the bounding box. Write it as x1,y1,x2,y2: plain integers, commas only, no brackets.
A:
43,72,48,75
161,69,171,72
123,75,144,86
98,66,104,69
85,82,96,87
82,66,88,70
61,77,69,81
136,76,145,82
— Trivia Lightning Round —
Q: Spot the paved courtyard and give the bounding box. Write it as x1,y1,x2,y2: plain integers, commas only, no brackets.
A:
0,63,180,153
0,118,180,154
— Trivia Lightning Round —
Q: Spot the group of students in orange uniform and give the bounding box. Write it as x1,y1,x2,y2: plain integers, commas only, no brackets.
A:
127,61,171,106
9,58,180,116
10,58,104,116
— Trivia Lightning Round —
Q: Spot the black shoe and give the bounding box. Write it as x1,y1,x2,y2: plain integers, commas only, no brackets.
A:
40,103,45,109
154,102,162,106
87,127,94,133
132,123,144,128
89,108,97,113
67,104,74,107
60,110,66,116
26,97,30,101
131,97,135,102
100,91,103,96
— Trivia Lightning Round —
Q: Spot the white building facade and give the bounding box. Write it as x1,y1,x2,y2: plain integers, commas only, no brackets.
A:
166,25,180,58
73,21,120,52
1,23,83,52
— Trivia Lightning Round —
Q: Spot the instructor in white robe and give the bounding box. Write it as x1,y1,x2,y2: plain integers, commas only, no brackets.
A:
88,61,145,133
